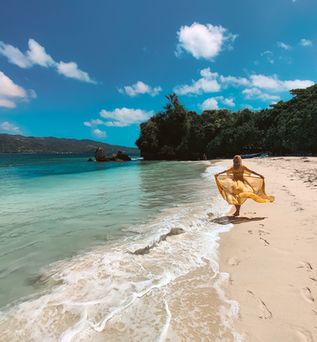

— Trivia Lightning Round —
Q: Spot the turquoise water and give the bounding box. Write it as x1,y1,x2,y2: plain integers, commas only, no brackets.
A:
0,154,211,308
0,154,240,341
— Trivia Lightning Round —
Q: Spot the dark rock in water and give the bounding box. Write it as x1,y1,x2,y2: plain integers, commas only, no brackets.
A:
112,150,131,161
26,273,63,288
167,227,185,236
159,227,185,242
130,227,185,255
132,245,152,255
87,158,94,162
95,147,108,162
95,147,131,162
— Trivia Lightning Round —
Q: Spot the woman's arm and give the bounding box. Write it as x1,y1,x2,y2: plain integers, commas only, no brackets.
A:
215,168,232,177
244,166,264,178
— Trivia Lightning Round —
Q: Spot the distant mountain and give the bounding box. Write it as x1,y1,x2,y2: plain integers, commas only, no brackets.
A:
0,134,139,155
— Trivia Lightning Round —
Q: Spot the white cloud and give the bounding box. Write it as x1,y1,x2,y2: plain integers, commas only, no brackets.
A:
242,88,281,101
0,71,34,108
84,107,153,138
176,22,237,60
0,99,16,108
83,119,104,127
250,74,281,91
0,71,26,98
300,38,312,47
222,97,235,107
282,79,314,90
201,98,219,110
277,41,292,50
250,74,314,92
57,61,96,84
261,50,274,64
26,39,55,67
174,69,314,103
201,96,235,110
0,121,21,133
92,128,107,138
219,75,250,87
0,39,95,83
119,81,162,97
100,108,153,127
174,68,220,95
0,42,32,68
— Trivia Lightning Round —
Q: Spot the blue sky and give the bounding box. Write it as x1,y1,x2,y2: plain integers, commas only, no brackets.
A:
0,0,316,147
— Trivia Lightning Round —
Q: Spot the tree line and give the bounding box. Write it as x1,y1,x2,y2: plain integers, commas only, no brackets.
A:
136,84,317,160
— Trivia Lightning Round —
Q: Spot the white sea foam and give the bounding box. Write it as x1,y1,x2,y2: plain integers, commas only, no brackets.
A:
0,162,241,341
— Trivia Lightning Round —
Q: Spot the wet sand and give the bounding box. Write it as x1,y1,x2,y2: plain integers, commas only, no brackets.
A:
219,157,317,341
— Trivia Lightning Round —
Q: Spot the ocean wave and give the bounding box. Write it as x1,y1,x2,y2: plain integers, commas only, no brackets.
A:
0,163,241,341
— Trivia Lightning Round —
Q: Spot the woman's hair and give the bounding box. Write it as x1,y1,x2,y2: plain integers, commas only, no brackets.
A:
233,155,242,169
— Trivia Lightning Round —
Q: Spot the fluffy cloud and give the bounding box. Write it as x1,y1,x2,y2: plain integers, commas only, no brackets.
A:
300,38,313,47
277,41,292,50
92,128,107,138
174,68,220,95
174,69,314,104
176,22,237,60
0,39,95,83
57,62,96,83
219,75,250,87
0,121,21,133
222,97,235,107
119,81,162,97
200,96,235,110
242,88,281,101
201,98,219,110
0,42,32,68
100,108,153,127
0,71,34,108
250,74,314,92
83,119,104,127
27,39,55,67
83,107,153,139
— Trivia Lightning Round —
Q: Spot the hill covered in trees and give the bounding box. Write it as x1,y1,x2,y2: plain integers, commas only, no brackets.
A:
0,134,139,155
136,85,317,160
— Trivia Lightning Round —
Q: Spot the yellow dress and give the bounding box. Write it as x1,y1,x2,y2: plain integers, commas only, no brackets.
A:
215,166,275,205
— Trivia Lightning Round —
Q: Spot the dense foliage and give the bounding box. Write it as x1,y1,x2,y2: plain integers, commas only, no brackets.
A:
136,85,317,159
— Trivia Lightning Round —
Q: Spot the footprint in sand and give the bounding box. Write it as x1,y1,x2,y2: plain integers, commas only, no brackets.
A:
247,290,272,319
259,237,270,246
301,287,315,304
258,229,270,236
228,257,240,266
295,328,314,342
297,261,313,272
258,298,273,319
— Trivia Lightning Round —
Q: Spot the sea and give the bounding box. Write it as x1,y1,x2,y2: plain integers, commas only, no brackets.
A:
0,154,241,341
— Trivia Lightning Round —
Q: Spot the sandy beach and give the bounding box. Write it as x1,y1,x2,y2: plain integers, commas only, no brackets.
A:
219,157,317,341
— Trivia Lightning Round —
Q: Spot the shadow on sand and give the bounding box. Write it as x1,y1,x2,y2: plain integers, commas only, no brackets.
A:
211,216,267,225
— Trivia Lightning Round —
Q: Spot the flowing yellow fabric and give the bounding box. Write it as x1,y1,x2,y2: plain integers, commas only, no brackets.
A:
215,166,275,205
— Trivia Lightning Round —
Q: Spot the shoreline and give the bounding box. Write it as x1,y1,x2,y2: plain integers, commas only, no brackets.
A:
218,157,317,341
0,160,238,341
3,157,316,340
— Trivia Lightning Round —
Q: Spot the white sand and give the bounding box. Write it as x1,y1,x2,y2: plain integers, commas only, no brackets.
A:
219,157,317,341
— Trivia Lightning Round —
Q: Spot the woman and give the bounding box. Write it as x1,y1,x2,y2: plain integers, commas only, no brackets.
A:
215,155,274,216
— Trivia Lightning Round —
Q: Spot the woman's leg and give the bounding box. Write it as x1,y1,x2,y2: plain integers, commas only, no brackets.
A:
233,205,241,216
